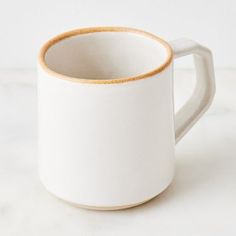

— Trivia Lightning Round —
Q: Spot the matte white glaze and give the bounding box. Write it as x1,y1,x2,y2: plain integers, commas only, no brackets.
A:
37,28,215,209
38,65,175,207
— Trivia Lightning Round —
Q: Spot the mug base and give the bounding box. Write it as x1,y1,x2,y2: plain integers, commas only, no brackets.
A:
54,194,156,211
42,183,170,211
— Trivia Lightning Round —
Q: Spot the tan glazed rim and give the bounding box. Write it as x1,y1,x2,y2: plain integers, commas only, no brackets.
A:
38,26,173,84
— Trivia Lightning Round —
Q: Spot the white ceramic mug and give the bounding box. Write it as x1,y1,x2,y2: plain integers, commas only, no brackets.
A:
38,27,215,210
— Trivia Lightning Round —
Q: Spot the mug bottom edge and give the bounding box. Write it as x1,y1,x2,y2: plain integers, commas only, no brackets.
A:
54,193,156,211
41,183,172,211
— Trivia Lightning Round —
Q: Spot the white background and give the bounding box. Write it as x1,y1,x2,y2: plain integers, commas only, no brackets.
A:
0,0,235,68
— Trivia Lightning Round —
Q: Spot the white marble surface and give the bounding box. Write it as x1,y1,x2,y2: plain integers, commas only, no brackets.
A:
0,69,235,235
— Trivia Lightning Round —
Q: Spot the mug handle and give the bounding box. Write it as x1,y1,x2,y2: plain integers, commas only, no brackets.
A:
169,39,215,143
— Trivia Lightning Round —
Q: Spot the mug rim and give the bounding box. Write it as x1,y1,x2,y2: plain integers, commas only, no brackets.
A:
38,26,173,84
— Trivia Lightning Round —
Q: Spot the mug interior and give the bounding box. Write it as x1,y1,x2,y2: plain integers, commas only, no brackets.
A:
42,28,172,81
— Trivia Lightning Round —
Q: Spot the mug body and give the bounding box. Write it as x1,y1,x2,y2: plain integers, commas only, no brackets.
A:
38,27,175,210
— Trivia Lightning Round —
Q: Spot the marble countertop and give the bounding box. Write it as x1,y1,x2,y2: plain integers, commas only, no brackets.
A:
0,69,235,235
